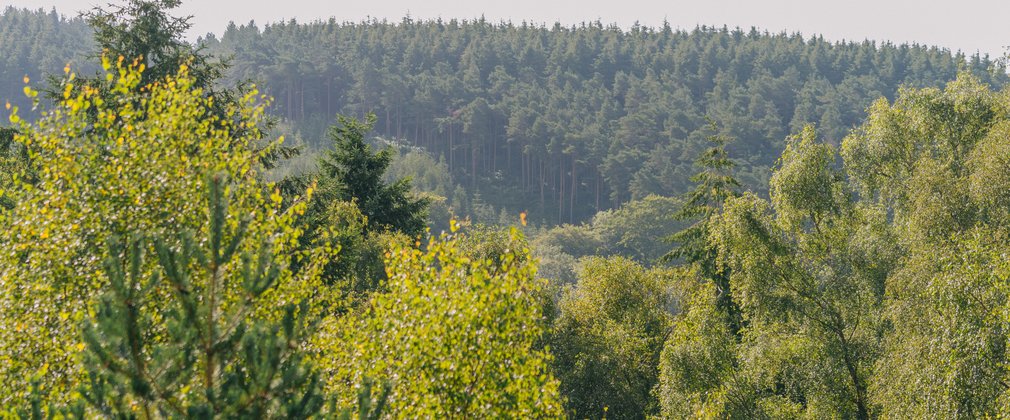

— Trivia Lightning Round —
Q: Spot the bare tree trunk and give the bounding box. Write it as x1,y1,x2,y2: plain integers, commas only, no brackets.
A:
570,156,576,223
471,139,478,190
595,172,600,212
539,158,545,211
558,156,564,225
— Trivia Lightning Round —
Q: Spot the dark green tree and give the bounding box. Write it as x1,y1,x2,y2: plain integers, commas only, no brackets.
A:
83,0,220,88
71,0,296,167
664,121,742,334
318,114,429,238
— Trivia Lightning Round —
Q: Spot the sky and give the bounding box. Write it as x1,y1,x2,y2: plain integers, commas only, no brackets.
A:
5,0,1009,58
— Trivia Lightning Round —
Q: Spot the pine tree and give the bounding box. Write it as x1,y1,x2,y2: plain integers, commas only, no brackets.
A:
12,171,390,419
664,120,742,334
77,173,326,417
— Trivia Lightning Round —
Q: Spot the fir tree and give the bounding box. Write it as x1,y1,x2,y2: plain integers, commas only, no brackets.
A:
317,114,429,238
664,120,742,334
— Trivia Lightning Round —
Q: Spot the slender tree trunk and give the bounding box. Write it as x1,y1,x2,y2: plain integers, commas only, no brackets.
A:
595,172,600,212
839,331,869,420
558,156,564,225
471,138,478,190
509,142,514,188
570,156,576,223
539,158,545,211
286,80,293,120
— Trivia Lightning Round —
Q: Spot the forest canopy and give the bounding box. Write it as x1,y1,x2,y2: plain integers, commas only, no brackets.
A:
2,2,1010,418
3,6,1006,225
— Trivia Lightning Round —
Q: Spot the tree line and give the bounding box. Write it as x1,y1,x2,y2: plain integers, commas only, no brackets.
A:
201,16,1007,224
3,1,1010,418
3,7,1005,225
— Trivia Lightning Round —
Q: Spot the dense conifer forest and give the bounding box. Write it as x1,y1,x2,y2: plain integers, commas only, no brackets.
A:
3,2,1010,418
204,18,1007,223
5,6,1006,224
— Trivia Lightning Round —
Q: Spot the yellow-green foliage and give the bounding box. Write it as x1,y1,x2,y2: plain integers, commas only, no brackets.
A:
840,73,1010,418
872,228,1010,418
841,74,1008,233
967,120,1010,223
657,278,738,418
551,256,676,418
770,125,843,231
315,228,564,418
0,59,327,406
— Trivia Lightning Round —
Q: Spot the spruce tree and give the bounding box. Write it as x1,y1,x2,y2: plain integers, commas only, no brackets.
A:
317,114,429,238
83,0,219,88
71,0,296,167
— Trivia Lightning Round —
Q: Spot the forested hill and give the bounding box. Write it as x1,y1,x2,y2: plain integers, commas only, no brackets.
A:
202,19,1006,223
3,9,1008,225
0,8,95,111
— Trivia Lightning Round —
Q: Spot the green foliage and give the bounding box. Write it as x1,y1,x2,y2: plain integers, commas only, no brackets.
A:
533,223,606,259
840,73,1010,417
551,256,676,418
317,114,429,238
456,223,530,270
290,114,427,294
872,228,1010,418
656,74,1010,419
967,120,1010,222
591,195,685,263
665,121,740,265
664,122,742,336
769,125,842,231
316,200,405,297
5,8,1008,225
384,148,455,198
659,112,893,419
531,243,580,284
82,0,224,100
0,7,95,120
197,18,1005,225
74,0,295,169
78,174,324,417
530,194,685,284
0,59,322,407
383,148,465,232
0,126,32,210
841,74,1006,217
8,5,1010,418
710,191,886,418
316,229,564,417
657,278,741,418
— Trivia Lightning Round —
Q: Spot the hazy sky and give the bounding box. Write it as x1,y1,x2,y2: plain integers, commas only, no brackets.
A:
6,0,1009,58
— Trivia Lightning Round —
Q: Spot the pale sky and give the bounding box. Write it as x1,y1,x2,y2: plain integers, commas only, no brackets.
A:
5,0,1009,58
